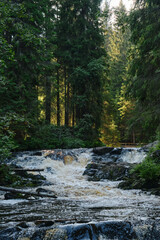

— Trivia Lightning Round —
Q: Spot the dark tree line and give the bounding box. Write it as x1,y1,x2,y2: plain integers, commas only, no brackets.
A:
127,0,160,141
0,0,106,151
102,0,160,144
0,0,160,154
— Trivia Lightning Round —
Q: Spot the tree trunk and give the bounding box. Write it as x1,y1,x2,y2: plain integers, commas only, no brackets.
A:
72,104,75,126
45,76,51,124
64,68,69,126
67,81,70,125
0,186,57,198
57,68,60,126
133,130,136,144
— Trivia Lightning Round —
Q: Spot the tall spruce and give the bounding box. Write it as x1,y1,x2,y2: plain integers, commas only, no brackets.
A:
0,0,46,120
102,1,133,144
43,0,56,124
128,0,160,141
55,0,106,134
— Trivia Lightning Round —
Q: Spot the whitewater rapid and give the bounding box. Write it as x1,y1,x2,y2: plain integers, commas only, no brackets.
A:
0,148,159,224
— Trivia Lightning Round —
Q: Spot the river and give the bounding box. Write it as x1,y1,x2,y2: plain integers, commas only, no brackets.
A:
0,148,160,239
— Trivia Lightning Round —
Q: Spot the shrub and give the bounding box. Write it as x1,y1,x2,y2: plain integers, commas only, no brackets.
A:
131,142,160,188
21,122,103,150
0,114,19,161
0,164,20,186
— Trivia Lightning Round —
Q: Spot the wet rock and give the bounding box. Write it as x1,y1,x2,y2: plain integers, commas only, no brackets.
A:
66,223,94,240
31,151,42,156
29,228,68,240
119,179,160,196
133,220,160,240
30,229,46,240
142,141,159,152
110,148,122,155
9,164,23,169
64,155,74,165
44,150,64,161
84,162,131,181
36,188,55,195
35,220,55,228
26,173,47,186
15,170,29,178
5,192,23,200
93,147,114,155
44,228,68,240
1,220,160,239
17,222,29,229
95,221,136,240
0,227,21,240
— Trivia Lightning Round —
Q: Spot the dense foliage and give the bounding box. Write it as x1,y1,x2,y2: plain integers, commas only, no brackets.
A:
102,1,134,145
0,0,160,161
127,0,160,142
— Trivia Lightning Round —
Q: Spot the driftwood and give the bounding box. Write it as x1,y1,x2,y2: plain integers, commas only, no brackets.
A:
11,168,44,172
35,219,77,225
0,186,57,198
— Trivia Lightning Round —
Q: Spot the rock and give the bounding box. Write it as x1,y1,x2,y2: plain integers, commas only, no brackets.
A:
17,222,29,229
0,221,135,240
31,151,42,156
63,155,74,165
83,162,131,181
93,147,114,155
110,148,122,155
36,188,55,195
0,227,21,240
4,192,23,200
142,141,159,151
1,220,160,240
35,220,55,228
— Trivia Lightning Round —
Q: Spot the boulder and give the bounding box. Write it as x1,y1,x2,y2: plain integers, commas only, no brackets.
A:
0,221,136,240
110,148,122,155
31,151,42,156
83,162,131,181
5,192,22,200
93,147,114,155
142,141,159,151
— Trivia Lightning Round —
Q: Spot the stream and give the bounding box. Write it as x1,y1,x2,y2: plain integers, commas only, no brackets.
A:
0,148,160,239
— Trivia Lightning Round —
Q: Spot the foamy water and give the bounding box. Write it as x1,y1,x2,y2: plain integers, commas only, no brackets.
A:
0,148,159,229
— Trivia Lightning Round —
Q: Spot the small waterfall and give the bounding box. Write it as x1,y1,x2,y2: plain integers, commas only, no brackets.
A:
119,148,147,163
92,147,147,164
1,148,160,239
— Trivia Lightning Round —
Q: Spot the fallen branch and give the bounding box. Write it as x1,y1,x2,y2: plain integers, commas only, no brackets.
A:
11,168,44,172
0,186,57,198
35,218,77,225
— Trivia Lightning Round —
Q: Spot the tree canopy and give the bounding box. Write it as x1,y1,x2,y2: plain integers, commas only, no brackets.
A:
0,0,159,155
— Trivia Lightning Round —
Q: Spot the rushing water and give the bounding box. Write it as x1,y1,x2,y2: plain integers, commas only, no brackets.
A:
0,148,160,239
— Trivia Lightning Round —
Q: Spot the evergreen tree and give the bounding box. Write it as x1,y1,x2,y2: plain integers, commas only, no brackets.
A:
0,0,45,119
55,0,106,134
102,1,133,144
128,0,160,141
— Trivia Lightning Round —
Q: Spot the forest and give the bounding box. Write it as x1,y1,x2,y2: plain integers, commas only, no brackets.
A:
0,0,160,159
